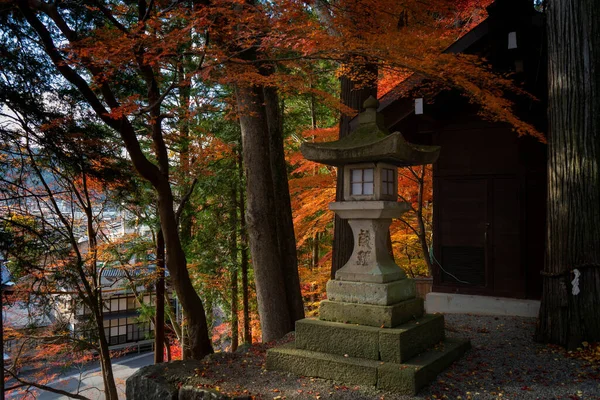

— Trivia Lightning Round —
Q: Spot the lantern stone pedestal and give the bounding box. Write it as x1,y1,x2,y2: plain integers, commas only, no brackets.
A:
266,97,469,394
266,201,470,395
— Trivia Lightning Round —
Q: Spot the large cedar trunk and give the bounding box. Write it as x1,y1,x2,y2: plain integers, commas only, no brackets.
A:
263,85,305,325
535,0,600,349
236,84,292,341
331,66,378,278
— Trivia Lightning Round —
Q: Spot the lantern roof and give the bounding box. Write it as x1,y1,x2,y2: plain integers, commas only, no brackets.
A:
300,96,440,167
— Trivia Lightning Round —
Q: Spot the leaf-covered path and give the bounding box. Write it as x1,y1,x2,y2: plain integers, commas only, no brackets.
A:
184,314,600,400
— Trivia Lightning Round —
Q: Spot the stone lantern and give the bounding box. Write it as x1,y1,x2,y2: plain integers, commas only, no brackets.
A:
301,95,439,290
267,97,469,395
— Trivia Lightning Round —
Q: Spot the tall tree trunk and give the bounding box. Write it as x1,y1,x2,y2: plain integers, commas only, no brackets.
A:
535,0,600,349
263,84,305,326
311,233,320,269
84,201,118,400
238,152,252,344
229,184,239,352
178,63,193,247
96,329,118,400
331,63,378,279
156,184,213,359
165,339,172,361
414,166,433,277
309,86,320,272
236,83,292,341
154,229,165,363
181,320,189,360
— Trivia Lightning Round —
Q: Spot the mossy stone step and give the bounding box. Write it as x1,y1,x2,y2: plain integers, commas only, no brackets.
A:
295,314,445,363
267,342,380,386
266,337,470,395
319,297,424,328
377,338,471,393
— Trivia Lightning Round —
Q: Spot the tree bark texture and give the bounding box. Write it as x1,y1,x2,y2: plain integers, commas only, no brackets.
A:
536,0,600,349
236,84,292,342
312,233,320,269
238,151,252,344
331,66,378,279
230,184,239,352
154,229,165,363
264,85,305,326
156,183,214,359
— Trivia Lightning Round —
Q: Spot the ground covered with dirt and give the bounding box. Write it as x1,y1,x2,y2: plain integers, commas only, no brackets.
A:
183,314,600,400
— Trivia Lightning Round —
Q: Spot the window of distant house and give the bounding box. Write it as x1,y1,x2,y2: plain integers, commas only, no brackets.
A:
382,168,396,196
127,296,137,310
351,168,374,195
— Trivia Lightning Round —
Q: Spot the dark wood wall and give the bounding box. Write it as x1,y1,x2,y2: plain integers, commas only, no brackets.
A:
431,119,545,299
395,112,546,299
383,0,548,299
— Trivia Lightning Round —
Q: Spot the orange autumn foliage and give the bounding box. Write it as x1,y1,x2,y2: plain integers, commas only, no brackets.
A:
40,0,539,141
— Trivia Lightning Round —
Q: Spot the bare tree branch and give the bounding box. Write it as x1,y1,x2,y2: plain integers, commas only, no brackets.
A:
5,370,92,400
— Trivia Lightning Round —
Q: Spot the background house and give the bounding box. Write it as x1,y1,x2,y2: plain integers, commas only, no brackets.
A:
63,266,160,351
1,214,167,363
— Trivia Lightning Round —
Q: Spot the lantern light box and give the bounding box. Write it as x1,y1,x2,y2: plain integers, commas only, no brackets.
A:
344,162,398,201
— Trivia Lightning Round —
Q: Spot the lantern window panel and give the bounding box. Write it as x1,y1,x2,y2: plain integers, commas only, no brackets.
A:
350,168,375,195
382,168,396,195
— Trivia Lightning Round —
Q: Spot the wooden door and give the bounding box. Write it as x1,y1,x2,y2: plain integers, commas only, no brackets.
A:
434,176,524,297
436,178,489,288
491,177,523,297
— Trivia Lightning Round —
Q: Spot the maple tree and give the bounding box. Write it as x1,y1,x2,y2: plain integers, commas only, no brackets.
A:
392,165,434,278
4,0,219,360
0,103,129,397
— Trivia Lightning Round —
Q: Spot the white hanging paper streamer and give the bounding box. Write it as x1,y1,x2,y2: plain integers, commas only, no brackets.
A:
508,32,517,49
415,98,424,115
571,269,581,296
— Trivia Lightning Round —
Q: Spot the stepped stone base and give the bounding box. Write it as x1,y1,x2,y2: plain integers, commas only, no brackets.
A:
267,338,470,395
319,297,424,327
326,279,416,306
268,281,469,394
295,315,445,363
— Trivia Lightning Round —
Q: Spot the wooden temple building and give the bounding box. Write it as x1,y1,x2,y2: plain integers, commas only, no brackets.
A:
371,0,547,312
